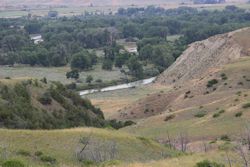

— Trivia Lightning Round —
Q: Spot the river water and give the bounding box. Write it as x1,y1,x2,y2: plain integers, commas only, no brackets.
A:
79,77,156,96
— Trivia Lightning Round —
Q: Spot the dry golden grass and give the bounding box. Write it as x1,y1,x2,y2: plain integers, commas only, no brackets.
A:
0,127,176,166
118,151,241,167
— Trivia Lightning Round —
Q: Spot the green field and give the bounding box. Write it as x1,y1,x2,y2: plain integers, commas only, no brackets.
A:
0,64,123,84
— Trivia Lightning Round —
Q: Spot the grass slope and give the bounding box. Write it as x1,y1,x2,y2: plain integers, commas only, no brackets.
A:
121,57,250,142
0,128,177,166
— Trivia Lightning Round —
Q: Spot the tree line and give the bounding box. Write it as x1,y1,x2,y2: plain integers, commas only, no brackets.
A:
0,5,250,79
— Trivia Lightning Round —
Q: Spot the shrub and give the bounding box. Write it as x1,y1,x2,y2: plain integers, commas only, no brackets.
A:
86,75,93,84
194,111,207,118
220,135,230,141
2,160,25,167
66,70,79,80
164,114,175,121
195,160,225,167
35,151,43,157
17,149,31,156
242,103,250,109
82,160,95,166
38,92,52,105
207,79,218,88
213,113,220,118
220,73,227,80
40,155,56,164
235,112,243,117
218,110,225,114
238,82,243,85
236,91,241,96
95,79,102,83
108,119,135,129
40,77,47,84
144,108,149,113
124,120,136,126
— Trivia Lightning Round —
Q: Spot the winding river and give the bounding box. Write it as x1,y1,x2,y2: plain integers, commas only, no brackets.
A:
79,77,156,96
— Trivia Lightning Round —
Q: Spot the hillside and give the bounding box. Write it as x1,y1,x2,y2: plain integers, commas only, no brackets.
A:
0,78,105,129
0,128,178,166
157,27,250,85
113,28,250,145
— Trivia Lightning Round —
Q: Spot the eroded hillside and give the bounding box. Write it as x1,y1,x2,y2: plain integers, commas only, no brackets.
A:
119,28,250,141
157,27,250,85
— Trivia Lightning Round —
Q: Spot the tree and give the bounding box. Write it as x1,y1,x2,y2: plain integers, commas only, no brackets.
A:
152,45,175,68
115,52,130,68
49,44,68,67
139,44,153,61
66,70,79,80
102,59,113,71
126,56,143,79
71,51,95,70
86,75,93,84
123,23,138,38
24,22,42,34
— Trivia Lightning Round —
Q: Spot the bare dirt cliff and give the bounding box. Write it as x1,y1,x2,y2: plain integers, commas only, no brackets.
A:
156,27,250,85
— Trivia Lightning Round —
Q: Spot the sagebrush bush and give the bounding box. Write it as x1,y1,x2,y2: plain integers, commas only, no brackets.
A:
219,110,225,114
220,73,227,80
235,112,243,117
195,160,225,167
17,149,31,156
34,151,43,157
220,135,230,141
207,79,218,88
2,160,25,167
213,113,220,118
243,103,250,109
164,114,175,121
194,111,207,118
40,155,56,164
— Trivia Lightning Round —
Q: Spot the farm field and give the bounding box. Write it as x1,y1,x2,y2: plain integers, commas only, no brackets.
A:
1,1,250,18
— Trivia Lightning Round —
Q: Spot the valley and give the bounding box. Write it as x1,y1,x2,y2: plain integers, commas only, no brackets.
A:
1,4,250,167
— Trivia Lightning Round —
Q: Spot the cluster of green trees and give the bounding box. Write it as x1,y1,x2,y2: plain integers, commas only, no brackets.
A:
1,5,250,79
0,80,105,129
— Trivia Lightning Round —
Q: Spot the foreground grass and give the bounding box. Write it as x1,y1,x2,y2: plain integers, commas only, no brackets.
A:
119,151,242,167
0,128,177,166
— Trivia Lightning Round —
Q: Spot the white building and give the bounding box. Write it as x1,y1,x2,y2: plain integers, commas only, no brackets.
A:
30,34,44,44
